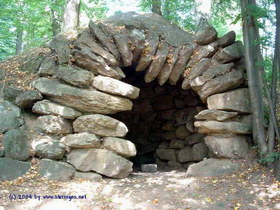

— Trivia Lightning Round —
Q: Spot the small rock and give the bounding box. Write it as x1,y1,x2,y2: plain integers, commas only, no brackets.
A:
195,109,238,121
167,160,183,169
219,31,236,47
185,133,205,146
57,65,93,87
177,146,193,163
194,120,252,134
192,142,208,161
38,56,58,76
141,164,157,172
0,158,31,181
38,159,75,181
170,140,185,149
156,149,176,161
101,137,136,157
32,100,82,120
36,115,73,135
175,126,191,139
3,129,30,161
158,141,170,149
15,90,43,108
32,136,66,160
73,114,128,137
186,158,240,177
92,75,140,99
194,18,218,45
74,171,102,181
60,133,101,148
213,41,243,63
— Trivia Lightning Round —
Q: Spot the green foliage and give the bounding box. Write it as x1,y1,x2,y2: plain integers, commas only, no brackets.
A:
0,0,107,62
259,152,280,164
140,0,196,31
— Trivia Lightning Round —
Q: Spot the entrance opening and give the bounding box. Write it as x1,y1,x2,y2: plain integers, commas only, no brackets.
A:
112,66,208,170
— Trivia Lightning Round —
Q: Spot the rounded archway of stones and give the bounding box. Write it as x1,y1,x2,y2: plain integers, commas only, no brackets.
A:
111,66,208,170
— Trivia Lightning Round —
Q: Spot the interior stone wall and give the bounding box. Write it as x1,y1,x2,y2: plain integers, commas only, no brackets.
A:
113,69,207,169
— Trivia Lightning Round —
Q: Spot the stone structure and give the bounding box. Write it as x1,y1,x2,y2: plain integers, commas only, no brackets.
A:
0,12,252,180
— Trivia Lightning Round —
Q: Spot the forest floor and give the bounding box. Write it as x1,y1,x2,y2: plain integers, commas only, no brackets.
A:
0,152,280,210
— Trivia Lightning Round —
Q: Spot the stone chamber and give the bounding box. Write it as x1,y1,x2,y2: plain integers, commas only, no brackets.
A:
0,12,253,181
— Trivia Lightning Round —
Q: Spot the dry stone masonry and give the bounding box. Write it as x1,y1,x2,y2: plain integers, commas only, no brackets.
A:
0,12,252,181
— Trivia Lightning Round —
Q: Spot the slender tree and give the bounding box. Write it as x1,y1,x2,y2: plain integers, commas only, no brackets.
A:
61,0,81,33
152,0,162,15
15,28,23,54
240,0,268,156
268,0,280,152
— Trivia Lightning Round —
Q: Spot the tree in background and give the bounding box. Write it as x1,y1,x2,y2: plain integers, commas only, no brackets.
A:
61,0,81,33
151,0,162,15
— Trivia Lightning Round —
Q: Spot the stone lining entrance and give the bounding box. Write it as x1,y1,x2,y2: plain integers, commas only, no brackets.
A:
113,67,207,169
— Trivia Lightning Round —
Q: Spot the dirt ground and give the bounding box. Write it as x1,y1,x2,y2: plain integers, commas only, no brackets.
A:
0,156,279,210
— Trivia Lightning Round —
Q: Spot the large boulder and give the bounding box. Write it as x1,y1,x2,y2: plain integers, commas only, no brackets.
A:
195,109,238,121
38,159,75,181
92,75,140,99
186,158,241,177
0,158,31,181
3,129,31,161
194,121,252,134
60,133,101,148
204,135,249,158
73,114,128,137
207,88,251,113
32,136,66,160
32,100,82,120
15,90,43,108
32,78,132,114
0,100,23,133
35,115,73,135
101,137,136,157
57,65,94,87
67,148,133,178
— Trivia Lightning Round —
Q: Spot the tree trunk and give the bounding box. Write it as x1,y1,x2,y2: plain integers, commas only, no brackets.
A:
61,0,81,33
51,8,60,37
15,28,23,55
240,0,268,156
152,0,162,16
269,0,280,152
